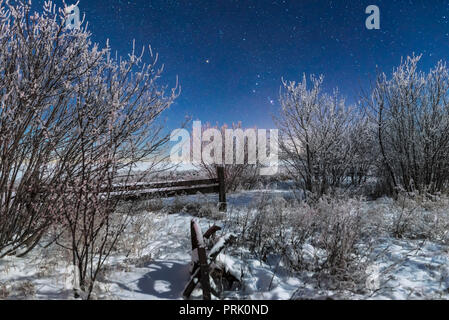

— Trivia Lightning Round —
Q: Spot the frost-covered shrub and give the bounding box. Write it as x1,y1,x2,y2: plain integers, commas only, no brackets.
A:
166,195,221,218
124,254,153,268
230,195,370,291
113,208,162,258
0,280,36,299
167,196,188,214
0,282,9,299
182,200,222,219
311,197,367,288
366,54,449,194
276,75,373,198
146,199,165,212
389,192,449,242
236,196,300,261
16,281,36,298
198,202,222,219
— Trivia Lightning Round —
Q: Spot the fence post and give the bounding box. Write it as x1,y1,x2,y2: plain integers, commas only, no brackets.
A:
217,166,227,212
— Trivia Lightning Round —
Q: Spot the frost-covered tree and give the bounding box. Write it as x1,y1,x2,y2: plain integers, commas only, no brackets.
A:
56,40,177,299
347,110,377,186
276,75,366,197
194,122,260,192
0,0,100,257
0,0,177,298
366,54,449,193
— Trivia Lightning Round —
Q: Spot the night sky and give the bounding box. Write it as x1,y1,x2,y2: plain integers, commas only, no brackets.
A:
36,1,449,130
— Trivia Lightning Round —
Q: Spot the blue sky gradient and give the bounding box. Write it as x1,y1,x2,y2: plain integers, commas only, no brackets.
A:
34,0,449,130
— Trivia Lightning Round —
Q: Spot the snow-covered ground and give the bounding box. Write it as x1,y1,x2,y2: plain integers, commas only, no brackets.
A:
1,190,449,300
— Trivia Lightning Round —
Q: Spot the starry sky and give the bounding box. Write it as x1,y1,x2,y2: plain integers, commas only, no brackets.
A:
36,1,449,130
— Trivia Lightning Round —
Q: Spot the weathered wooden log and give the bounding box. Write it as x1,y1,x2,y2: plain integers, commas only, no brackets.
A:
197,245,211,300
183,220,236,300
203,225,222,240
182,268,200,298
183,220,211,300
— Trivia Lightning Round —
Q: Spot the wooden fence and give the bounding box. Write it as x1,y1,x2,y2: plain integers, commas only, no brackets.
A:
109,166,227,211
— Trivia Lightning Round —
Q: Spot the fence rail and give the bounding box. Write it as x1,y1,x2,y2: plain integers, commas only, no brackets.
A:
108,167,227,210
107,178,219,192
14,168,227,211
